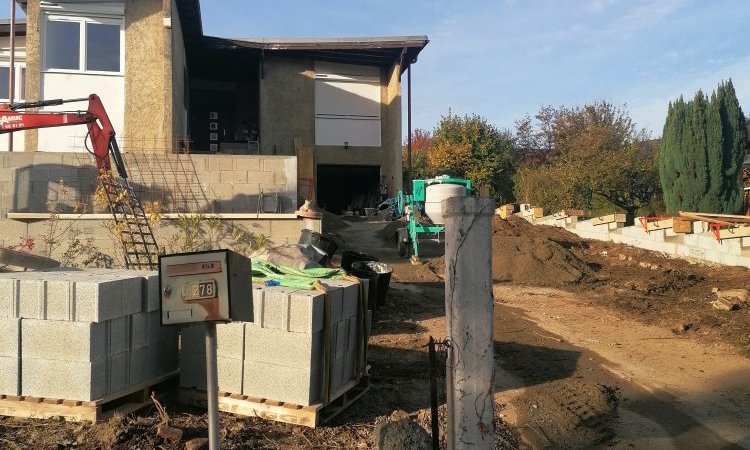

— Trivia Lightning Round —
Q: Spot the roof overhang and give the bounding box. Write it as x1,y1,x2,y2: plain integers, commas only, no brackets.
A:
0,19,26,37
191,35,428,71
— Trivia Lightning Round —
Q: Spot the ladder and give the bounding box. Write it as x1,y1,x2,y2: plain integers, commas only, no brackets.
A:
98,172,160,270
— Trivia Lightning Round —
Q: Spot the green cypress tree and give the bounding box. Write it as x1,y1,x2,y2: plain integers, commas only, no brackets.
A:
659,79,748,214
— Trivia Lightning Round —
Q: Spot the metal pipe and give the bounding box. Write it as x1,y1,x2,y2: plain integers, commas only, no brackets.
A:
407,64,412,193
205,322,220,450
8,0,15,151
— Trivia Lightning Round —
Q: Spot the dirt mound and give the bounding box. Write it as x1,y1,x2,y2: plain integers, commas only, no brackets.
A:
430,216,592,286
491,236,593,285
322,210,352,234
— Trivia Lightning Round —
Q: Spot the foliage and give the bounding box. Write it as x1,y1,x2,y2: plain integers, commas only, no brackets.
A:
660,80,748,214
401,128,432,187
163,213,268,257
430,113,517,201
512,101,659,223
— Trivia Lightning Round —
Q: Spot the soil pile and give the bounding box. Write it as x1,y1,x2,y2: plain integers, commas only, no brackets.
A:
431,216,593,286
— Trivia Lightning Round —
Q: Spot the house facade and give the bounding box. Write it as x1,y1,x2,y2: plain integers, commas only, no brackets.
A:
2,0,427,211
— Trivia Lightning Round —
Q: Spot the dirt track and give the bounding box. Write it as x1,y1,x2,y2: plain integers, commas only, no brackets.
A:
3,216,750,449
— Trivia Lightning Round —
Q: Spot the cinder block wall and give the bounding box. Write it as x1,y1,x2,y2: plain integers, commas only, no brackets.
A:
0,152,298,217
529,213,750,269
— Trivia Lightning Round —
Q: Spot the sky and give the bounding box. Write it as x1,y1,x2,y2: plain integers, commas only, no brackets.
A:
5,0,749,137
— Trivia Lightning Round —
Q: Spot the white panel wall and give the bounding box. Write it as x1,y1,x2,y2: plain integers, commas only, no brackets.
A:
0,35,27,152
314,62,381,147
38,72,124,152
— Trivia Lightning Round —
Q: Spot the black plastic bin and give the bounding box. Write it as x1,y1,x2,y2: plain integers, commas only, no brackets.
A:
299,229,338,261
341,250,379,272
352,261,393,308
350,261,378,310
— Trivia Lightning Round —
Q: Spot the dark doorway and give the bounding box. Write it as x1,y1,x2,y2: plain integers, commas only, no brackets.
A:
317,165,380,214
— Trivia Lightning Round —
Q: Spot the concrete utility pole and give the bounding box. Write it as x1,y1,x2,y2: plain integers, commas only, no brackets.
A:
442,196,495,450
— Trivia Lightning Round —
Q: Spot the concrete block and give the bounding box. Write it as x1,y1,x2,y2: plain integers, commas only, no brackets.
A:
18,279,46,319
257,287,296,330
335,319,348,359
179,351,206,389
154,333,180,376
129,345,149,385
74,279,122,322
244,324,323,369
109,352,130,394
332,352,346,390
344,346,356,383
109,316,131,355
319,282,343,324
0,318,20,358
147,310,162,344
347,316,358,353
217,322,245,359
22,319,108,362
243,360,321,406
288,289,324,334
320,280,358,319
121,277,143,316
218,356,243,393
22,358,108,401
180,324,205,354
46,280,74,321
145,274,160,312
0,278,18,318
131,312,149,349
0,356,20,395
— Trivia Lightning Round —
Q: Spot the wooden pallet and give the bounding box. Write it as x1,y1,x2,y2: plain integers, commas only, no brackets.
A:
0,372,178,423
179,376,370,428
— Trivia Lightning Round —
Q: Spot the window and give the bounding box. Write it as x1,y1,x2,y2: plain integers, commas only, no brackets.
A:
0,66,27,101
46,20,80,70
86,22,120,72
44,16,122,73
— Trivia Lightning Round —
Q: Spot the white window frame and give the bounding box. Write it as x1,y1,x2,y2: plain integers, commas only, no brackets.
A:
0,64,27,102
42,14,124,76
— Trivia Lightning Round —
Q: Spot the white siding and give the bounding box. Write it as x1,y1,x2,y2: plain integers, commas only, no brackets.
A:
0,35,26,152
314,62,381,147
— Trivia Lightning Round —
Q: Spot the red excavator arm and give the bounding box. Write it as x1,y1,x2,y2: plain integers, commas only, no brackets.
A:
0,94,159,270
0,94,128,179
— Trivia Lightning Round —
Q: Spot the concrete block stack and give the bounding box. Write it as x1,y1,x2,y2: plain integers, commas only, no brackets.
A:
0,270,178,402
180,280,366,406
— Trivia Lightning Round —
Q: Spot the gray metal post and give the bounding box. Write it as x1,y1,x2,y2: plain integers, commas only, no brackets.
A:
442,197,495,450
205,322,220,449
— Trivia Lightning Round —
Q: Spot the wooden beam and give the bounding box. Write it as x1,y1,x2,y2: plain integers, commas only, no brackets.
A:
591,213,626,226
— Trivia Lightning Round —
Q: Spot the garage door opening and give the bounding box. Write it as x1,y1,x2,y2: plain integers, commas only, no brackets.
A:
317,165,380,214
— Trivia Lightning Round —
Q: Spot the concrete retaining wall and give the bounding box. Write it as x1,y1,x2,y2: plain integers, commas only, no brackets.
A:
0,269,177,401
530,213,750,268
179,281,366,406
0,152,298,217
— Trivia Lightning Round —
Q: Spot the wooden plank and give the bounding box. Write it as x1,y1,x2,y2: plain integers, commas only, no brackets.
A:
680,211,750,221
591,213,626,226
672,217,694,234
0,373,178,423
718,226,750,240
645,218,673,231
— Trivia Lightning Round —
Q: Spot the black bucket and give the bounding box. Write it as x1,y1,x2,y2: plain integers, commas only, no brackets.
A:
341,250,378,272
299,229,338,260
350,261,378,310
357,261,393,307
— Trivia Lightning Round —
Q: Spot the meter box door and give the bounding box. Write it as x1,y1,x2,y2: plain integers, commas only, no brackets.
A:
159,249,253,325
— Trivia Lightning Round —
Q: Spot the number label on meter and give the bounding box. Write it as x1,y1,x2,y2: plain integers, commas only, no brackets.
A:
182,280,218,302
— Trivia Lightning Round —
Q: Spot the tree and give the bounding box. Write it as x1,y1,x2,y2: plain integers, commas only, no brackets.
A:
431,113,517,201
513,101,659,223
660,80,748,214
401,128,432,187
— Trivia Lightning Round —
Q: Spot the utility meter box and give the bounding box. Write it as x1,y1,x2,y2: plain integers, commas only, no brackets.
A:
158,249,253,325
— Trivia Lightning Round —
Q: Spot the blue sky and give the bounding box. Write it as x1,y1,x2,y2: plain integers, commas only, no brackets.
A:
5,0,749,136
